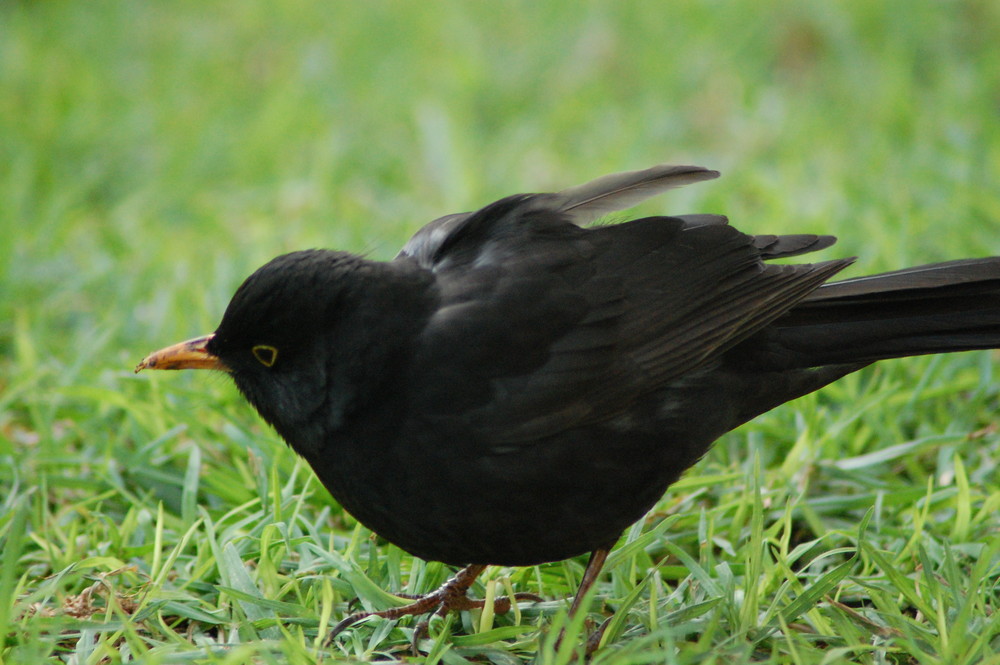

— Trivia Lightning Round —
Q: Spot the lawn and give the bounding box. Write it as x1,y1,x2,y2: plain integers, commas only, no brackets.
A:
2,1,999,663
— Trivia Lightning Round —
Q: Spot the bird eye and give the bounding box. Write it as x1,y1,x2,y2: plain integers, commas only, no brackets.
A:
252,345,279,367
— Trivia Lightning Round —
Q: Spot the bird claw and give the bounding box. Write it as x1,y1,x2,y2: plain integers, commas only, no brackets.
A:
584,616,613,656
327,565,541,654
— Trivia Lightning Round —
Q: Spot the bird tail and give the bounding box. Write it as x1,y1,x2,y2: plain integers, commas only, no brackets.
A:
758,257,1000,368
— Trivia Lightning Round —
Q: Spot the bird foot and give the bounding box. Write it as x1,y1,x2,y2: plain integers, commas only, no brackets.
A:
328,564,542,653
584,616,613,656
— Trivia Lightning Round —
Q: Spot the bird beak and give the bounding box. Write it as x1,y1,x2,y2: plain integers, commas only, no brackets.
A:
135,334,229,373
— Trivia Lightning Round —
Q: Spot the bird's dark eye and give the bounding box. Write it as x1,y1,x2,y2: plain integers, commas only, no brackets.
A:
252,345,279,367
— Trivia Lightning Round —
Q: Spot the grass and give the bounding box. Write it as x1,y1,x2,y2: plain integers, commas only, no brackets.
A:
2,0,1000,663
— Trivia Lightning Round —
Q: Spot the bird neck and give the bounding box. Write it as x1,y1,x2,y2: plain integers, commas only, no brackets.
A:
283,259,437,457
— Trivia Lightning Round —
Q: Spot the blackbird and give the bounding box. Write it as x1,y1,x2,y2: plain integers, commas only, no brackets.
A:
137,164,1000,647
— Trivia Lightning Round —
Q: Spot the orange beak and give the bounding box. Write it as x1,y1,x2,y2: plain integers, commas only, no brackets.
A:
135,334,228,373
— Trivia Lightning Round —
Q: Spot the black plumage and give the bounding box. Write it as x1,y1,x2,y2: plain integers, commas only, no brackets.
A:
137,164,1000,647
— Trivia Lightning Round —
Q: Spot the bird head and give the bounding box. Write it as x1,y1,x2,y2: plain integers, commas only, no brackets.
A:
137,249,370,451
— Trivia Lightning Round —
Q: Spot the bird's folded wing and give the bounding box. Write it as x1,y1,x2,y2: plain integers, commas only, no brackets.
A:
406,202,849,446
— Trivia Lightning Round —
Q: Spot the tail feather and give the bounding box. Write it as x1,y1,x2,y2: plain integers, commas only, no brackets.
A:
751,257,1000,368
805,257,1000,304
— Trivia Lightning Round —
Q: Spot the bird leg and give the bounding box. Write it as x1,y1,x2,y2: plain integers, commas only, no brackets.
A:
556,548,611,655
567,548,609,618
329,563,543,652
329,551,609,653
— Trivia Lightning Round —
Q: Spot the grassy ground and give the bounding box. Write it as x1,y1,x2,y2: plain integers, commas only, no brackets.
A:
2,1,1000,663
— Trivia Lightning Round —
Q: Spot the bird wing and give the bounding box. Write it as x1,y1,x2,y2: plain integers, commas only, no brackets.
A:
396,164,720,266
402,167,850,445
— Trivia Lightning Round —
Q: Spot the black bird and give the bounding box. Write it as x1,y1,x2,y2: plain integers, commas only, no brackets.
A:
137,164,1000,647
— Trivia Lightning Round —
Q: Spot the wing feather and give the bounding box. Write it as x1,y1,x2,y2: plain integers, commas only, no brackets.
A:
398,165,846,445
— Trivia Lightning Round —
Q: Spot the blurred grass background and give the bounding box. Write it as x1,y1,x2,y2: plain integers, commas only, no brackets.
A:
2,1,999,663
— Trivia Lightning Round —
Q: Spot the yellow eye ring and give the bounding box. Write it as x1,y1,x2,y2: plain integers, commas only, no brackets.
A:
252,345,278,367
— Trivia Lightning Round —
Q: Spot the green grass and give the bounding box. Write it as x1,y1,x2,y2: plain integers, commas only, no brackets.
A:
2,1,1000,663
